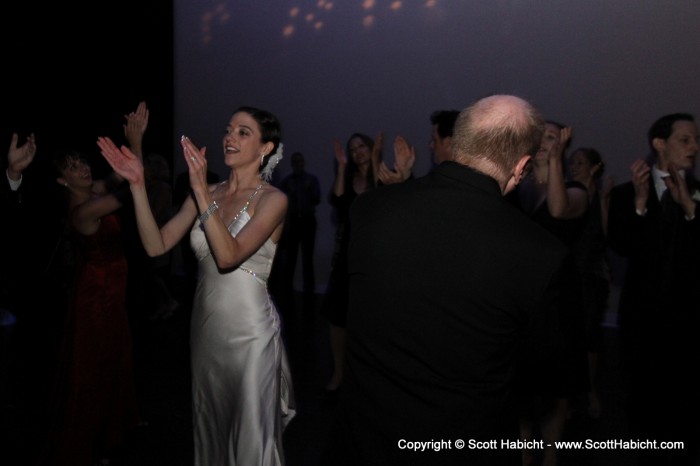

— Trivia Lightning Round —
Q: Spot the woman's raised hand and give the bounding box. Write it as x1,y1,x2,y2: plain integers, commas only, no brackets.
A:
393,135,415,181
181,135,208,192
123,101,149,157
97,136,144,185
333,138,347,168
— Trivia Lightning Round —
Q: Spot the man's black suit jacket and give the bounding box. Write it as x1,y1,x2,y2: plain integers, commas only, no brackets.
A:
607,173,700,462
323,161,567,466
608,175,700,338
1,167,64,310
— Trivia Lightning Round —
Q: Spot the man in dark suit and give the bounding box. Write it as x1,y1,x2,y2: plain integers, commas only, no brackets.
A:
321,95,567,466
608,113,700,466
275,151,321,309
1,132,67,431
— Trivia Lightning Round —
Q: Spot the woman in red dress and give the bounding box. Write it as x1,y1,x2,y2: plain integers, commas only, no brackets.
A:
38,103,148,466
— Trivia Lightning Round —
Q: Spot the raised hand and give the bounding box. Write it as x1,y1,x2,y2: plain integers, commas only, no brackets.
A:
559,126,572,147
181,135,209,194
630,159,650,212
7,132,37,179
333,138,347,169
97,136,145,185
393,135,415,181
377,162,404,185
377,135,415,185
664,163,696,216
123,101,149,157
548,126,572,163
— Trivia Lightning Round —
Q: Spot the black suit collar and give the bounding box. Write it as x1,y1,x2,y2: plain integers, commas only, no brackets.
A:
434,161,502,196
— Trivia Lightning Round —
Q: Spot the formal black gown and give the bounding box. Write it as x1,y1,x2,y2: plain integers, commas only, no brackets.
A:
320,189,357,328
515,181,590,400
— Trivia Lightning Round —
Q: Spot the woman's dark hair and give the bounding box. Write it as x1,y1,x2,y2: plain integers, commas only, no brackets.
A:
50,150,88,212
234,106,282,173
572,147,604,179
345,132,377,190
52,149,91,177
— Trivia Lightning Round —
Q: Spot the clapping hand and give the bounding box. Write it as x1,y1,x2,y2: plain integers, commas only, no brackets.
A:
123,101,149,157
377,135,415,185
664,163,696,216
7,132,36,180
377,162,403,185
333,138,347,169
393,135,415,181
97,136,145,186
630,159,650,211
181,136,209,193
548,126,572,163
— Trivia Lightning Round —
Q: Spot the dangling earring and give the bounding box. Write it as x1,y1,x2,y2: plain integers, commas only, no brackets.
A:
260,153,266,166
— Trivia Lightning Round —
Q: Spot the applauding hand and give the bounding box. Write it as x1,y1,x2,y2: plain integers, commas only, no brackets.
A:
7,133,37,180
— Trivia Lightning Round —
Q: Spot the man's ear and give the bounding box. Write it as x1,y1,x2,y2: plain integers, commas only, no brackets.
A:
56,177,67,187
513,155,532,184
504,155,531,195
652,137,665,155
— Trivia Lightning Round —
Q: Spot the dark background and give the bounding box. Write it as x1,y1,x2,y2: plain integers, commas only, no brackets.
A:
2,2,174,178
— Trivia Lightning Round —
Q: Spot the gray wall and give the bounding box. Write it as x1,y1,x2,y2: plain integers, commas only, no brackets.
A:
174,0,700,291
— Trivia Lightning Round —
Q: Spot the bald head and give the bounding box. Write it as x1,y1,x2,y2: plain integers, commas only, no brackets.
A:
452,95,544,183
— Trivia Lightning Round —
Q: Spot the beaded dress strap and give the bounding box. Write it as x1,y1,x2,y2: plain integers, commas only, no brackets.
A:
232,183,268,283
227,183,266,229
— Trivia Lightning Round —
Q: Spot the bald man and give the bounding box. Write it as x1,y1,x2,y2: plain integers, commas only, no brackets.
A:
320,95,567,466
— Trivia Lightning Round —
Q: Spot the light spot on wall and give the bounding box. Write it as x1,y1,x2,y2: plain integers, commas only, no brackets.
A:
390,1,403,11
199,0,443,43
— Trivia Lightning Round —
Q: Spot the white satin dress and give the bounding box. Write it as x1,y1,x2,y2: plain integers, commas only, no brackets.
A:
189,193,296,466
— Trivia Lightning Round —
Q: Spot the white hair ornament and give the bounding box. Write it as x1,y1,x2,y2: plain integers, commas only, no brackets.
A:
260,143,283,182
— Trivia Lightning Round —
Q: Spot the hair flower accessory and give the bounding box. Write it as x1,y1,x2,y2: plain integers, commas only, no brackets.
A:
692,189,700,203
260,143,283,182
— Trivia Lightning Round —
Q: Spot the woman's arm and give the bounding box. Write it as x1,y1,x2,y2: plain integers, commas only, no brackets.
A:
599,175,614,236
547,127,588,219
332,138,347,197
202,188,288,270
370,131,383,187
70,191,125,236
179,135,288,270
98,136,196,256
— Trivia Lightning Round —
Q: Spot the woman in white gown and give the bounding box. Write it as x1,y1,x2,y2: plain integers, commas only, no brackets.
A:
97,106,296,466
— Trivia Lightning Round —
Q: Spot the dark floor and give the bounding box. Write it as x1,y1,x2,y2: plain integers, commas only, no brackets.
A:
1,279,646,465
